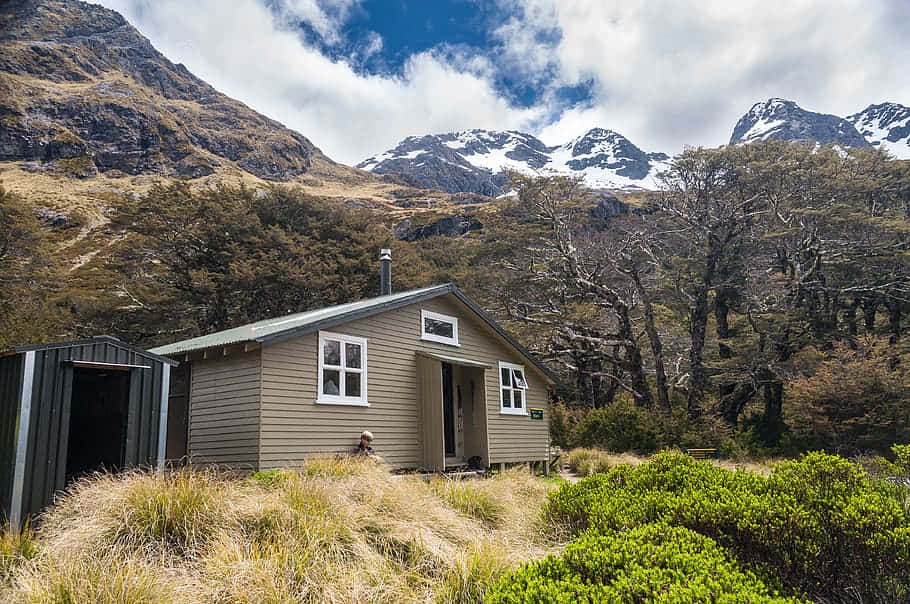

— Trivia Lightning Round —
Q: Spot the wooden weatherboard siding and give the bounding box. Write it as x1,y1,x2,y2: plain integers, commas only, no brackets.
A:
259,293,549,469
189,350,260,468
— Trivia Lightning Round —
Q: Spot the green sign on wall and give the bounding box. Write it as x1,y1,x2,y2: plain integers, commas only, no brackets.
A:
530,408,544,420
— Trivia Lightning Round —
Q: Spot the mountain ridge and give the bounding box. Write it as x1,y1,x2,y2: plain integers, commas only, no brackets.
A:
847,102,910,160
729,98,870,148
357,127,670,196
359,98,909,196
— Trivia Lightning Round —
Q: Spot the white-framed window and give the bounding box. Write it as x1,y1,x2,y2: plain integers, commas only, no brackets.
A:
316,331,368,406
420,309,459,346
499,361,528,414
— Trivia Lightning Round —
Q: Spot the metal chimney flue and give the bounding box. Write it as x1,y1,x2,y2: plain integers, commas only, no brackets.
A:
380,248,392,296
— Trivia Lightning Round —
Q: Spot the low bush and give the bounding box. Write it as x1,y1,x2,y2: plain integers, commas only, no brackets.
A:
786,343,910,454
488,524,798,603
893,443,910,473
571,400,660,453
557,398,737,456
541,451,910,603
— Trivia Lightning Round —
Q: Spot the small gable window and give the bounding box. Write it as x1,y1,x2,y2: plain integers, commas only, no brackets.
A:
317,331,368,406
499,361,528,414
421,309,459,346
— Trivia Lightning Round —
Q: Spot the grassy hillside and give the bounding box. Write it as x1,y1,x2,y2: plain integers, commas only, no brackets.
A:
0,459,558,603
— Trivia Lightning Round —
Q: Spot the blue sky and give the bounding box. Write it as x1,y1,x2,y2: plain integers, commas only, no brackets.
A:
101,0,909,164
287,0,586,111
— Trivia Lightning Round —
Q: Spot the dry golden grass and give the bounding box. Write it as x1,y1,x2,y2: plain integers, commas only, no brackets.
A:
565,447,780,478
0,459,560,603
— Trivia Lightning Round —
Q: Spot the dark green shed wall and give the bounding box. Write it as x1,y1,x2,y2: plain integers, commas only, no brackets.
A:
3,338,175,529
0,354,23,521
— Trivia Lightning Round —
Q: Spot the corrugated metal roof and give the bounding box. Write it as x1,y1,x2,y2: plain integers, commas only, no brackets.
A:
149,283,558,384
149,284,455,357
11,336,179,366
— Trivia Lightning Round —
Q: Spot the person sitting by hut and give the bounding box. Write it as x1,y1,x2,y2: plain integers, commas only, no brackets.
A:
356,430,375,457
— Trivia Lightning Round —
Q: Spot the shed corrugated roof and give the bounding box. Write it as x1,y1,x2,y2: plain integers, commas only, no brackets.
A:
10,335,179,366
149,284,454,357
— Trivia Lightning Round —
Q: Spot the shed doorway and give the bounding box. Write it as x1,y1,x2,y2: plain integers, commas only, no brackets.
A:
64,367,130,483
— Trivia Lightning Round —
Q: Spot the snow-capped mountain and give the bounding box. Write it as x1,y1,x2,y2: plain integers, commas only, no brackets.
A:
358,128,669,196
360,99,907,196
729,98,870,148
847,103,910,160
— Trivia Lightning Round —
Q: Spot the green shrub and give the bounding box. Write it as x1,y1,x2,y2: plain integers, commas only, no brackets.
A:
249,468,285,488
548,402,578,450
488,524,799,603
540,451,910,603
557,400,735,456
571,400,659,453
893,444,910,473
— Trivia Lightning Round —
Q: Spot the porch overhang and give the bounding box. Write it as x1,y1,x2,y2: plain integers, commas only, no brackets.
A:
415,351,492,370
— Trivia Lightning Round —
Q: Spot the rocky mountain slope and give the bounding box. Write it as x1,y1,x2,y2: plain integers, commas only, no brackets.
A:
358,128,669,196
729,98,870,148
0,0,329,180
0,0,448,217
847,102,910,160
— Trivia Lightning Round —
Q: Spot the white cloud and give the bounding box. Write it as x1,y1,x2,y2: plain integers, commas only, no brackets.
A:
277,0,360,45
98,0,909,163
504,0,910,154
97,0,541,164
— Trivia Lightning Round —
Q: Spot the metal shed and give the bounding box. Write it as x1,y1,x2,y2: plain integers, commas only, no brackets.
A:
0,336,178,530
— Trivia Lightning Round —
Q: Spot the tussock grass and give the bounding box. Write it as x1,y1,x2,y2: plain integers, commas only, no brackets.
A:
566,447,778,477
1,460,559,603
566,448,643,476
429,478,507,528
12,548,180,604
0,525,38,583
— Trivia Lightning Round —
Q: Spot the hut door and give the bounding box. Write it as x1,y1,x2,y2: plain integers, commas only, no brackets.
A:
166,364,190,462
442,363,456,458
64,368,130,483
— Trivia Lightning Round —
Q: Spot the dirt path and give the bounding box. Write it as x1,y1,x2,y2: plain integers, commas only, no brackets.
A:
558,470,580,483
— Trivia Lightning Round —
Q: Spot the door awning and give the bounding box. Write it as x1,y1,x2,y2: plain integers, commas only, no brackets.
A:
64,360,151,371
416,351,492,370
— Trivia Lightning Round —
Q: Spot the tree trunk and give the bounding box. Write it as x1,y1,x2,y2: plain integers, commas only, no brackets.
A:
687,284,710,419
720,381,757,427
617,303,654,408
844,298,860,338
863,297,878,332
715,288,733,359
888,300,901,344
632,271,671,413
763,381,783,427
